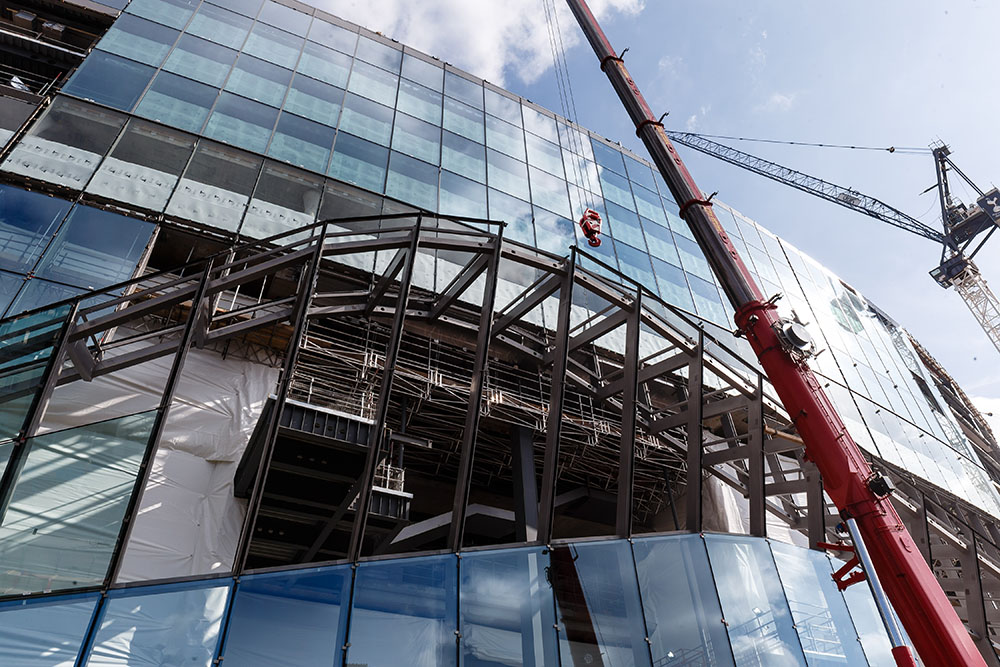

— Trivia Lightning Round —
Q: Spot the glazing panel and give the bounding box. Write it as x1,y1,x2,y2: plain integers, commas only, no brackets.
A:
402,53,443,91
550,541,651,667
674,233,713,282
308,18,358,55
616,240,656,289
242,161,323,239
0,411,155,595
440,170,486,219
591,138,626,174
243,22,304,70
0,185,72,274
632,184,666,225
835,559,896,666
485,88,522,126
134,71,217,134
0,592,99,666
268,112,335,174
296,41,352,88
258,0,311,33
705,534,806,667
443,97,484,143
338,93,394,146
532,207,575,257
356,36,402,72
486,115,526,161
187,3,253,50
96,14,178,67
224,55,292,107
521,105,558,143
346,554,458,667
643,221,681,266
211,0,263,18
62,51,155,111
85,582,230,665
87,120,196,211
445,71,483,109
599,167,636,211
221,566,350,665
0,271,21,317
34,205,155,288
528,166,570,218
562,150,600,193
126,0,198,29
283,75,343,126
558,122,594,160
328,132,388,193
167,139,262,231
460,546,559,667
487,148,529,201
652,256,694,311
525,132,564,177
386,151,438,212
347,60,398,108
605,201,644,248
623,154,657,192
162,34,236,87
488,188,534,245
690,275,727,325
5,280,91,320
391,112,440,165
397,79,442,125
204,91,279,153
441,130,485,184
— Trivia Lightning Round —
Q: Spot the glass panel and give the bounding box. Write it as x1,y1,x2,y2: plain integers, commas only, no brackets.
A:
296,41,352,88
616,240,656,289
592,138,627,174
0,411,156,595
224,55,292,108
443,97,484,143
243,22,304,70
0,185,72,274
402,53,443,91
167,139,261,231
347,59,399,107
487,148,529,201
837,559,896,666
550,541,651,666
329,132,388,193
355,36,402,72
624,154,657,192
391,112,440,164
284,75,343,126
644,220,680,265
633,535,734,666
346,554,458,667
690,275,727,325
705,535,806,667
162,34,236,87
186,3,253,50
525,132,564,177
204,91,279,153
126,0,198,29
385,151,438,212
307,17,356,53
86,582,230,665
96,14,178,67
606,201,644,248
521,105,558,143
528,166,570,218
221,566,350,665
532,207,575,256
134,71,217,134
486,115,526,160
34,205,154,289
213,0,263,18
440,170,486,219
441,130,485,184
0,271,22,317
600,167,636,211
675,233,714,282
488,188,533,245
241,161,323,239
445,71,483,109
87,120,195,212
62,51,155,111
485,88,522,126
338,93,394,146
268,112,335,173
652,257,694,311
0,592,99,666
5,280,93,320
258,0,311,33
397,79,442,125
633,184,666,225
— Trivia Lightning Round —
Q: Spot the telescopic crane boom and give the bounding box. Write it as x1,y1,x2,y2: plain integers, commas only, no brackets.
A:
562,0,986,665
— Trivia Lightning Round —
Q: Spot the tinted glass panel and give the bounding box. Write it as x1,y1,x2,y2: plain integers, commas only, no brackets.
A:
591,138,626,174
296,41,352,88
386,151,437,211
126,0,198,29
488,189,533,245
258,0,311,33
445,71,483,109
633,184,666,225
441,130,485,184
355,36,402,72
338,93,394,146
522,105,558,143
162,34,236,87
402,54,443,91
96,14,178,67
485,88,522,126
525,132,563,176
600,167,636,211
0,185,72,274
187,3,253,50
268,112,335,173
308,19,358,55
397,79,442,125
616,241,656,288
135,71,217,134
605,200,644,248
528,166,570,218
443,97,484,143
533,207,575,256
213,0,263,18
224,55,292,107
690,274,727,325
243,22,304,69
0,593,99,666
675,234,713,282
440,170,486,219
242,161,323,238
204,92,279,153
329,132,388,193
624,154,657,192
284,75,343,126
347,60,399,107
486,115,526,160
63,51,155,111
167,139,261,231
652,257,694,310
391,112,440,164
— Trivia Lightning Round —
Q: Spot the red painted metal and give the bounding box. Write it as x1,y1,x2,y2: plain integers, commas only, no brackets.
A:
578,208,603,247
562,1,987,664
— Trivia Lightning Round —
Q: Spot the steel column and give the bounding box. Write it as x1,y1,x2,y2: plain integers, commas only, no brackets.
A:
747,378,765,537
615,289,640,538
961,527,1000,666
510,425,539,542
685,335,704,532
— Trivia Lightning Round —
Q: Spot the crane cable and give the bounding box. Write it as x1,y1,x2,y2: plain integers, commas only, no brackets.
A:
670,130,930,155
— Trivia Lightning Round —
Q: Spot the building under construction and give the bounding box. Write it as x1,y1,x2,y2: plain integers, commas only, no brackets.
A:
1,0,1000,664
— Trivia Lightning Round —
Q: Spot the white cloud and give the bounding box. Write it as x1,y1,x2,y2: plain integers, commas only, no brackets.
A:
684,104,710,131
756,91,797,112
657,54,683,78
317,0,644,87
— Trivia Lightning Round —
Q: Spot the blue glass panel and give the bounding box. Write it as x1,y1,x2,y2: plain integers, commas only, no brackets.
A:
487,149,528,201
386,151,438,212
284,75,343,127
525,132,564,177
445,71,483,109
297,41,352,88
338,93,394,146
307,18,358,54
96,14,178,67
0,592,99,665
5,280,95,320
623,154,657,192
243,22,304,70
329,132,388,193
652,257,694,311
402,54,443,91
187,3,253,50
486,115,526,161
397,79,442,125
210,0,262,18
269,112,335,173
346,554,458,667
528,166,570,218
126,0,198,29
258,0,311,33
532,207,575,257
347,60,399,107
643,219,681,266
0,184,72,274
705,535,807,667
134,71,218,134
633,184,666,225
162,34,236,87
440,170,486,219
488,188,533,246
460,546,559,667
441,130,485,184
485,88,522,126
689,274,727,325
674,233,713,282
605,200,644,249
63,51,155,111
86,581,231,665
224,55,292,107
443,97,484,143
550,541,652,666
356,36,402,72
0,271,20,317
599,167,636,211
222,566,351,665
633,535,734,666
616,240,656,289
591,138,626,175
204,92,279,153
391,112,440,165
522,105,558,143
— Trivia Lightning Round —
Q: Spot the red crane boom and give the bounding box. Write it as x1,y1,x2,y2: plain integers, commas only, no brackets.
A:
562,1,985,665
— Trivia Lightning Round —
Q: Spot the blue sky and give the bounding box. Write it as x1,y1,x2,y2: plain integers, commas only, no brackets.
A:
325,0,1000,415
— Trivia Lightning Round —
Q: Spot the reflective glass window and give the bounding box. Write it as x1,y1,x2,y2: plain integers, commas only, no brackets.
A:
329,132,388,193
488,188,533,245
616,240,656,288
402,53,443,91
592,138,626,174
0,185,71,274
440,170,486,219
652,257,694,311
624,154,657,192
441,130,485,184
643,221,681,266
0,592,99,666
605,200,644,248
224,55,292,107
212,0,263,18
528,166,570,218
86,581,231,665
562,150,600,194
96,14,178,67
222,566,351,665
167,140,261,231
0,412,155,595
391,112,440,164
5,280,110,319
633,535,734,666
187,3,253,50
675,233,713,282
258,0,311,33
600,167,636,211
308,18,358,55
633,184,666,225
125,0,198,29
283,75,343,126
486,115,526,161
87,120,195,212
485,88,522,126
837,559,897,666
242,161,323,239
558,122,594,160
204,91,279,153
62,51,155,111
551,541,651,667
297,41,352,88
525,132,564,177
397,78,442,125
445,71,483,109
690,275,727,325
243,22,304,70
347,59,398,107
487,148,529,201
443,97,484,143
386,151,438,211
356,35,402,72
346,554,458,667
532,207,575,257
162,34,236,87
338,93,394,146
268,112,335,173
705,535,806,667
522,105,558,143
135,71,217,134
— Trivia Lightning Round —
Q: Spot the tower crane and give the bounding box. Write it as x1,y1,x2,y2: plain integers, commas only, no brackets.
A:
665,131,1000,356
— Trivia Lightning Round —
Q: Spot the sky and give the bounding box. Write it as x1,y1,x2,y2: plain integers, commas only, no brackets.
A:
320,0,1000,425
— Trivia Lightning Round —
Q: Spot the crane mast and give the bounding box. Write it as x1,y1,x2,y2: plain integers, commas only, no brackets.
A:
562,0,986,665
